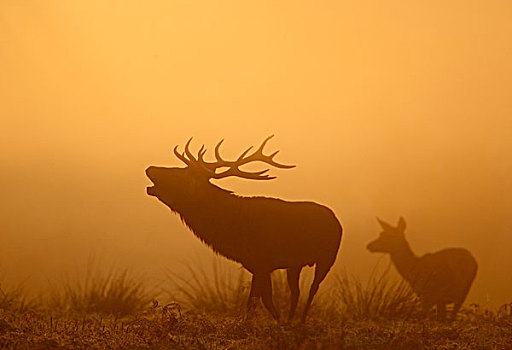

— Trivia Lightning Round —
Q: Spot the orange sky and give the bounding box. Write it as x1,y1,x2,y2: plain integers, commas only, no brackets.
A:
1,1,511,306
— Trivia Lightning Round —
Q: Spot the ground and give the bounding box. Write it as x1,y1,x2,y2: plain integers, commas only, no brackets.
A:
1,262,510,349
1,305,511,349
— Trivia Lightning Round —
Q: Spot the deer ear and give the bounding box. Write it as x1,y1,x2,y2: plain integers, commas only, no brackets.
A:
397,216,406,232
376,217,392,230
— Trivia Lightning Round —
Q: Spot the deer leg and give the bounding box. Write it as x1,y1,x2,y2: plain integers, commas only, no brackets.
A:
286,266,303,321
452,302,463,320
246,274,262,317
259,272,280,321
300,261,332,323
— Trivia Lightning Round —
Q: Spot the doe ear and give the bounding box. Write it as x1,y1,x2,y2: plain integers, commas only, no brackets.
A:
397,216,406,232
376,217,392,230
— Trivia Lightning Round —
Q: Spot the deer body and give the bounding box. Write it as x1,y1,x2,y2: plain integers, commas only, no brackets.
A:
146,136,342,322
176,194,341,271
367,217,477,319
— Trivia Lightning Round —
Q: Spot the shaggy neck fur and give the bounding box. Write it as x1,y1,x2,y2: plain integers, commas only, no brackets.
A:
161,182,242,251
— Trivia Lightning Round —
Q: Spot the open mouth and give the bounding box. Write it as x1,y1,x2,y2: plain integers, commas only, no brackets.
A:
146,178,157,196
146,185,156,196
145,167,161,197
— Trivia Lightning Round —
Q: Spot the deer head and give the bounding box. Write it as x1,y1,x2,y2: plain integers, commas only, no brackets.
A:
366,217,407,253
145,135,295,206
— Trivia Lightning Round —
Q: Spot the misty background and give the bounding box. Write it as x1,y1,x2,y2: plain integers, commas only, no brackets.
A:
1,1,511,306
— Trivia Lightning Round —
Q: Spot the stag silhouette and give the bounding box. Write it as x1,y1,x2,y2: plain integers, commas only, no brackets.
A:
146,136,342,322
367,217,477,320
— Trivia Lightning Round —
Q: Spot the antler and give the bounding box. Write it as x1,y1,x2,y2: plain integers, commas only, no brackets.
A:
173,135,295,180
212,135,295,180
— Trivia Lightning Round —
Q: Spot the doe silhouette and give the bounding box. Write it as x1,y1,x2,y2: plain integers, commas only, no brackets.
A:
367,217,477,320
146,136,342,322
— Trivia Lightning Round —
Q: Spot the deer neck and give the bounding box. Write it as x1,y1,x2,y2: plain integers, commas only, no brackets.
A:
172,184,236,239
166,182,231,214
389,242,419,283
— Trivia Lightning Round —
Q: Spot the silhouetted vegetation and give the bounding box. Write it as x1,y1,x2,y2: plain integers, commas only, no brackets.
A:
165,258,315,317
332,266,421,321
48,264,153,317
0,282,38,314
0,260,510,349
165,258,248,315
165,257,422,322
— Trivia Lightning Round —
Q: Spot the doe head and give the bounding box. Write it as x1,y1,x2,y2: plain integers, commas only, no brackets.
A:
366,217,407,254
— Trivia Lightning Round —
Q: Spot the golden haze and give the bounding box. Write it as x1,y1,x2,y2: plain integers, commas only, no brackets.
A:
1,1,511,306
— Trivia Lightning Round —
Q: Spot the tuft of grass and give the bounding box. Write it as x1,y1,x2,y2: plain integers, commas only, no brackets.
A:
165,257,250,315
1,259,511,349
167,257,421,321
51,265,152,317
165,256,316,318
0,282,39,313
331,264,420,321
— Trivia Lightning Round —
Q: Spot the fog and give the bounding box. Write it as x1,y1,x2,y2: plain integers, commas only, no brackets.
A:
1,1,511,306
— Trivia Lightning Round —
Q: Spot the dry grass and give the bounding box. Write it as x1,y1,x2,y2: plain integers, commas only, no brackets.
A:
165,257,249,315
0,282,39,314
48,264,153,317
1,301,511,349
164,257,315,318
331,264,421,321
164,257,420,322
0,259,511,349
